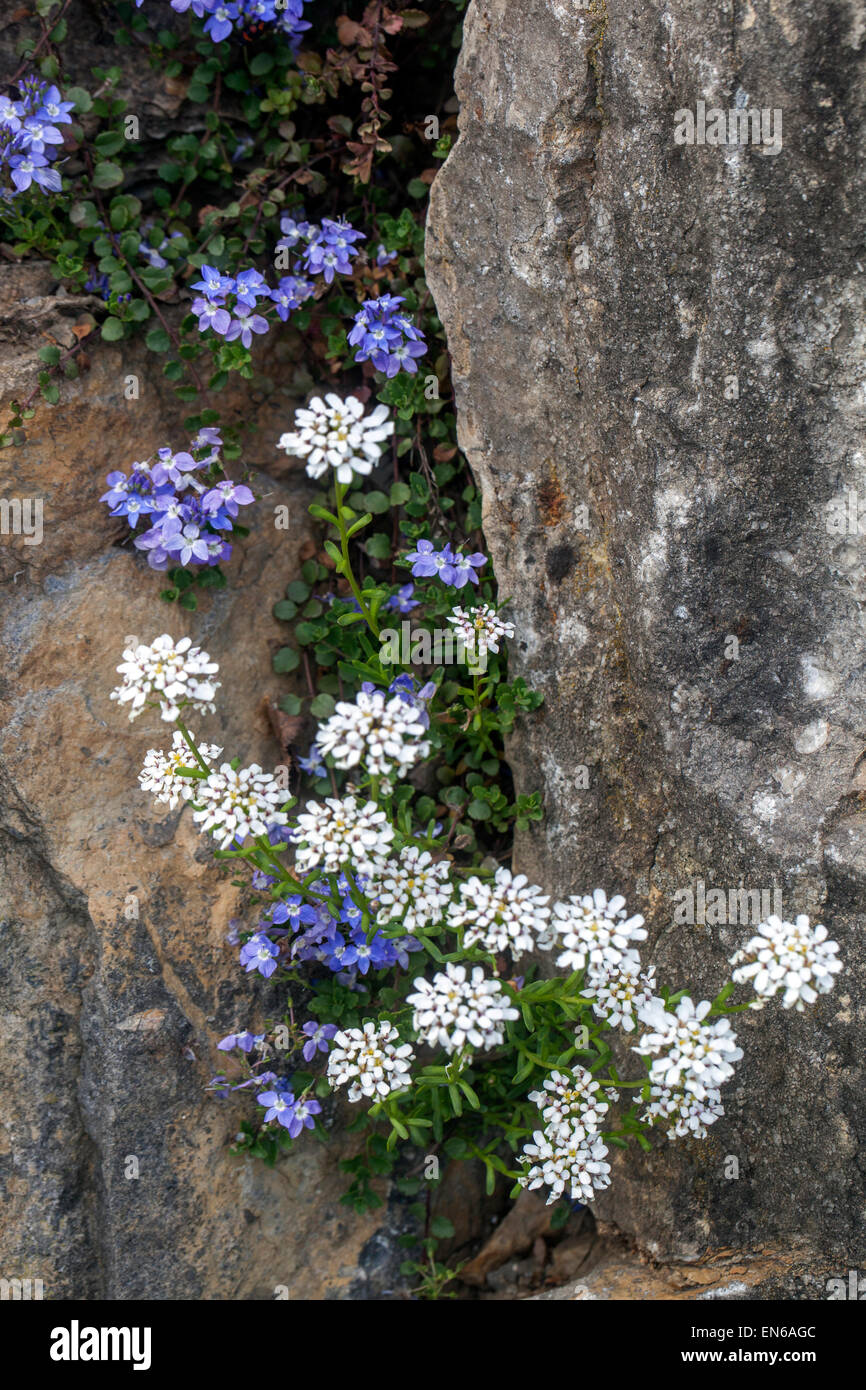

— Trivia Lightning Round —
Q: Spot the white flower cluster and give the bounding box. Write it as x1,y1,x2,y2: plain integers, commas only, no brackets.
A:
191,764,290,850
277,393,394,485
111,633,220,722
519,1065,613,1206
292,795,394,876
139,731,223,809
407,962,519,1055
316,688,429,780
634,997,742,1102
729,914,842,1011
528,1066,610,1135
447,603,515,659
374,846,453,932
552,889,647,976
327,1021,414,1102
447,867,552,961
641,1084,724,1140
582,957,658,1033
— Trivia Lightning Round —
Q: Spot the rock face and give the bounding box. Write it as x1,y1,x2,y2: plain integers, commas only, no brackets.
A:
0,262,393,1299
427,0,866,1284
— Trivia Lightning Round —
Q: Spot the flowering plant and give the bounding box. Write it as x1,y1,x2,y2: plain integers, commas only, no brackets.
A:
112,445,843,1228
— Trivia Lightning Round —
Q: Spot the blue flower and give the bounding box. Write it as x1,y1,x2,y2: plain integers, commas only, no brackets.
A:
204,3,239,43
256,1088,297,1128
405,539,486,587
383,582,419,613
217,1030,265,1053
301,1021,338,1061
298,743,327,778
191,265,236,301
240,932,280,977
349,295,427,376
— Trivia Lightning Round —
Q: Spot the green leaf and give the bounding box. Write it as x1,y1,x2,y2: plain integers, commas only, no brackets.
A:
145,327,171,353
94,131,125,156
272,646,300,673
100,317,125,341
273,599,298,621
285,579,311,602
362,491,390,514
66,86,93,114
430,1216,454,1239
92,161,124,189
365,532,392,560
309,694,335,718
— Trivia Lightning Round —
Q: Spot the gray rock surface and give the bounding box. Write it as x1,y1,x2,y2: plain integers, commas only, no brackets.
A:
427,0,866,1281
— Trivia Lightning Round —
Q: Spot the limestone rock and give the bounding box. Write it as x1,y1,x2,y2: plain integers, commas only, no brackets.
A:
427,0,866,1283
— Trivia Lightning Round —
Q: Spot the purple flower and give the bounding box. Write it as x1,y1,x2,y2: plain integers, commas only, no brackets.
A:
288,1096,321,1135
301,1020,338,1061
405,540,486,587
9,152,62,192
240,932,280,977
203,3,239,42
191,264,236,301
233,267,269,307
36,86,75,124
151,447,201,488
17,116,63,154
225,304,269,348
192,296,231,335
298,744,326,777
202,480,255,518
218,1030,265,1053
350,295,427,376
256,1088,297,1128
257,1088,321,1137
164,524,212,566
269,275,313,320
384,582,419,613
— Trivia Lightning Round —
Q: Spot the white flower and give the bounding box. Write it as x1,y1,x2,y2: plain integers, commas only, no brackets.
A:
373,845,453,932
446,603,515,659
447,866,552,961
552,889,647,975
191,763,289,849
277,393,394,485
407,962,519,1054
582,958,659,1032
641,1084,724,1140
634,997,743,1100
326,1021,414,1101
316,688,429,779
729,914,842,1011
110,633,220,721
292,795,394,876
518,1122,612,1206
527,1068,608,1137
139,731,223,809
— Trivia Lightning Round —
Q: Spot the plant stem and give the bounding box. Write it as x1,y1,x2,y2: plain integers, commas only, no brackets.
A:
333,479,380,638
